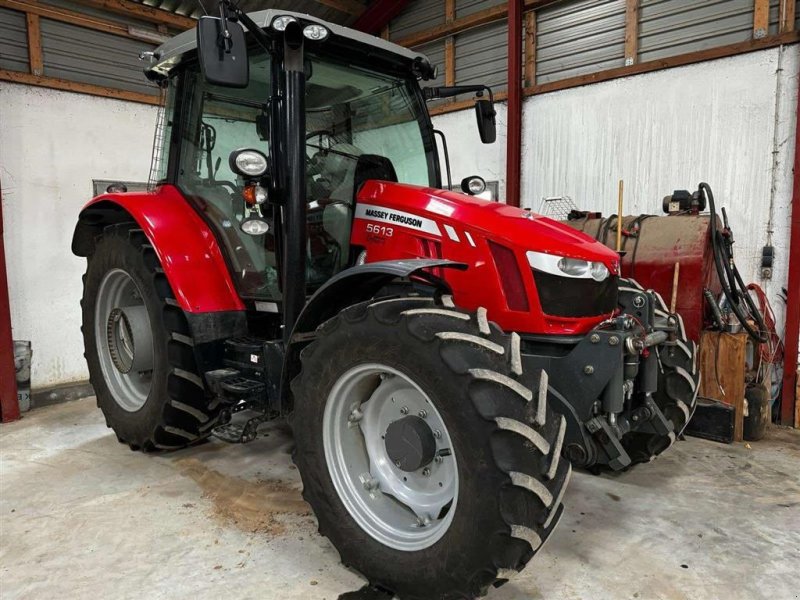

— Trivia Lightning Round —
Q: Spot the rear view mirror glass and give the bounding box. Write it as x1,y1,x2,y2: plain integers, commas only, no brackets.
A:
197,16,249,88
475,99,496,144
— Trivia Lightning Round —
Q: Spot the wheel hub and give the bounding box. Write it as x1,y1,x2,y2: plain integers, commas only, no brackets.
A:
384,416,437,472
94,269,154,412
323,363,458,551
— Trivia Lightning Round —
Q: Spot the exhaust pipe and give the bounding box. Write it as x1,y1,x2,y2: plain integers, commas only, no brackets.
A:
282,22,307,343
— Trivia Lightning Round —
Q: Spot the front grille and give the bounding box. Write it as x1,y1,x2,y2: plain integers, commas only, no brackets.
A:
532,271,618,318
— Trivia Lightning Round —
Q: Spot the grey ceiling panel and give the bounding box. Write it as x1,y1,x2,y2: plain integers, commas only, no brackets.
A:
390,0,445,41
638,0,754,63
455,19,508,89
536,0,626,84
0,7,29,74
456,0,506,19
40,18,158,95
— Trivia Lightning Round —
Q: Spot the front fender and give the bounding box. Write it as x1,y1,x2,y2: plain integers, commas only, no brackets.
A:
72,185,244,314
290,259,467,339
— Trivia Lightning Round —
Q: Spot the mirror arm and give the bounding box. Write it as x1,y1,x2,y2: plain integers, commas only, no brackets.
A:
424,84,494,103
220,0,273,54
433,130,452,191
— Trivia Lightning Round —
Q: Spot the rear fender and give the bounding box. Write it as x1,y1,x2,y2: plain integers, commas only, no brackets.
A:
72,185,245,314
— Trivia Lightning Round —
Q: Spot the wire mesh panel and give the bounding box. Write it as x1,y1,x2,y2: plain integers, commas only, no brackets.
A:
148,86,169,190
537,196,578,220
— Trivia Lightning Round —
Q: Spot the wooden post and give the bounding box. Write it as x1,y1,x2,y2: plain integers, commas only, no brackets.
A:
754,0,770,39
524,11,536,87
616,180,624,252
445,0,455,87
780,0,796,34
624,0,639,66
26,13,43,77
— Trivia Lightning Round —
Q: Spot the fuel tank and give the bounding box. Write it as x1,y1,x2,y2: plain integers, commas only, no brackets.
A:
560,214,722,342
351,181,621,336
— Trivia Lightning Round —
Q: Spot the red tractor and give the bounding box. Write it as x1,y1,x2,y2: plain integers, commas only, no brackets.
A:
72,6,698,599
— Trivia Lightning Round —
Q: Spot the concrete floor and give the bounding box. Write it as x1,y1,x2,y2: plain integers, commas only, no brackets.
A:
1,398,798,600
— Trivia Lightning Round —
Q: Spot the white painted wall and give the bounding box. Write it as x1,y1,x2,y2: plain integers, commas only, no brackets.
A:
1,46,796,388
433,103,508,198
434,45,799,338
0,83,157,388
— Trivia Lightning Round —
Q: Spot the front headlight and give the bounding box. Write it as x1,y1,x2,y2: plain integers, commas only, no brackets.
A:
526,250,610,282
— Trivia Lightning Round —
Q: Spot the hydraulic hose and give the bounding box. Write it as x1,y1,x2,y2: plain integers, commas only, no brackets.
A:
700,182,768,343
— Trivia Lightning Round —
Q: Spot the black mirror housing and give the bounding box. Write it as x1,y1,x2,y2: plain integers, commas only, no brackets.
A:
197,16,249,88
475,99,496,144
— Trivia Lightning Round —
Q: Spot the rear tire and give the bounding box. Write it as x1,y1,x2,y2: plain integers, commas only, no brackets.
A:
81,223,218,451
291,296,570,600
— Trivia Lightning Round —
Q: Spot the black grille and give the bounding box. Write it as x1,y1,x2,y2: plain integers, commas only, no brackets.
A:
532,271,619,318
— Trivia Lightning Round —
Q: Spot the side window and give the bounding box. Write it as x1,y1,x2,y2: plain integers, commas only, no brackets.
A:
176,55,279,300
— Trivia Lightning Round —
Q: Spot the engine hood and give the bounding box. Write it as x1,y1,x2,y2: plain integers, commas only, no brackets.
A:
357,181,620,268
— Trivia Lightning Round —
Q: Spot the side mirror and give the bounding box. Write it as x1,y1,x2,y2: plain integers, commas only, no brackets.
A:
197,15,249,88
475,99,496,144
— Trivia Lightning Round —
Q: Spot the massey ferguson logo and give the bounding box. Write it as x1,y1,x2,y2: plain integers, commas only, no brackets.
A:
364,208,424,229
356,204,441,236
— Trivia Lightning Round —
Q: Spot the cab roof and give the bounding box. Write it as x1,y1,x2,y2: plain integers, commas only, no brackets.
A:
145,9,434,80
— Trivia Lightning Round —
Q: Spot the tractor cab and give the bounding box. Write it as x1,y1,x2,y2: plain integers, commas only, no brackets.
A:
144,8,492,303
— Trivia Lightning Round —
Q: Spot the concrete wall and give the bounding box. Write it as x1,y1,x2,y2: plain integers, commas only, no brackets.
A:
0,83,157,388
434,45,799,338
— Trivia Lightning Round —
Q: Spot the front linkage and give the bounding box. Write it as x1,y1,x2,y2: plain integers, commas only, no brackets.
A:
520,280,699,471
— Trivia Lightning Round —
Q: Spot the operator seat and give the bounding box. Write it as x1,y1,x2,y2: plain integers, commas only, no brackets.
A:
321,153,398,270
352,154,398,196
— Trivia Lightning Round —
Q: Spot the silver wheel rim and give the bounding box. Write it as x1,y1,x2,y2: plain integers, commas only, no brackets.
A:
323,363,458,551
94,269,154,411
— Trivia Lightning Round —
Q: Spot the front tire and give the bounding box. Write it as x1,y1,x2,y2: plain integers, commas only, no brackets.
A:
291,296,571,599
81,223,218,451
620,280,700,465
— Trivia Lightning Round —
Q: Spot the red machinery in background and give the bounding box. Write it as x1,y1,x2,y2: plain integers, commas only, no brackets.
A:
562,208,721,343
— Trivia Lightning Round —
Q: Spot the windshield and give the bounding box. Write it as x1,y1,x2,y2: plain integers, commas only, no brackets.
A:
175,48,436,301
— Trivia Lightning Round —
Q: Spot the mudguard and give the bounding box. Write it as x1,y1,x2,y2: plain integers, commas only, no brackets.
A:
71,185,244,314
290,258,467,340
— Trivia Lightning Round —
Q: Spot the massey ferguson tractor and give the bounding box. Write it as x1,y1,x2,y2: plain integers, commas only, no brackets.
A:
72,5,698,599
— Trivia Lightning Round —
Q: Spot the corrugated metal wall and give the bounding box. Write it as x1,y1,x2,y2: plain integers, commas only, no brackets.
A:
389,0,509,92
536,0,626,85
390,0,445,40
455,19,508,88
40,19,157,95
638,0,754,63
0,8,29,73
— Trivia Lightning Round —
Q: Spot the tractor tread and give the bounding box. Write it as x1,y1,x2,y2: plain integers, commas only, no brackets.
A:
291,295,569,599
81,222,217,453
618,277,700,467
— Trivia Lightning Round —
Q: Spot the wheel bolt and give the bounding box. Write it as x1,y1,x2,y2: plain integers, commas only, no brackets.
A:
418,409,427,418
584,365,594,375
434,429,442,439
590,334,600,343
609,336,620,346
434,456,443,464
422,468,431,476
400,406,409,415
394,460,402,468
